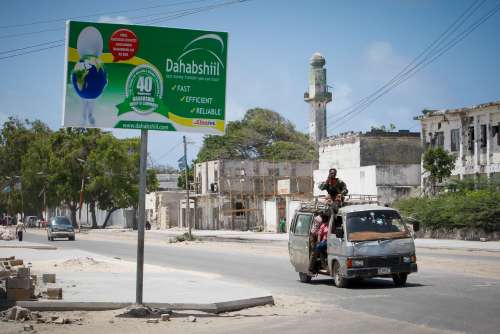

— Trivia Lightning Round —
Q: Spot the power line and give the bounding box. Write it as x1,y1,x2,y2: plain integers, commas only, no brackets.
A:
0,0,221,40
0,0,212,30
0,39,63,55
156,140,184,162
324,0,486,130
326,0,488,132
329,1,500,132
0,0,252,61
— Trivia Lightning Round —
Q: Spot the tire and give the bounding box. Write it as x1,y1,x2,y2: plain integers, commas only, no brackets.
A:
69,236,75,241
392,273,408,286
333,262,348,288
298,272,312,283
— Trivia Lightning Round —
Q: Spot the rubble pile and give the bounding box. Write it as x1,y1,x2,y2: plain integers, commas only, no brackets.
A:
0,256,62,302
0,306,82,326
0,227,15,240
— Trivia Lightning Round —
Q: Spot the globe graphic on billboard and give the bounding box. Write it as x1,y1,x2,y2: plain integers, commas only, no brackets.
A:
71,55,107,99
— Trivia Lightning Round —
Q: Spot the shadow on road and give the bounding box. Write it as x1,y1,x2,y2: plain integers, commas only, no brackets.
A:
305,278,428,289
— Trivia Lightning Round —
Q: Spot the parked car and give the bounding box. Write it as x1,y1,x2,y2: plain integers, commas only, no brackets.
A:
288,198,419,288
47,216,75,241
24,216,38,228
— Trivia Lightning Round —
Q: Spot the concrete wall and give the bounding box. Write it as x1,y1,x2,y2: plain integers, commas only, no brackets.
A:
314,164,420,205
360,134,422,166
314,166,378,197
319,134,361,170
376,164,421,186
146,191,185,229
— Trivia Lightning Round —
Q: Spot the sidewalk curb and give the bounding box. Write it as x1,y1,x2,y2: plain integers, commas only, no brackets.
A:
1,296,275,314
416,245,500,253
0,245,57,250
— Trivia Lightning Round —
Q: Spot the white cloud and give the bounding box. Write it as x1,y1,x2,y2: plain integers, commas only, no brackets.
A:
325,40,440,135
98,16,131,24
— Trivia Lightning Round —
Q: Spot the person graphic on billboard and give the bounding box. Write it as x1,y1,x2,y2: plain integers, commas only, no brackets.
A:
71,26,107,126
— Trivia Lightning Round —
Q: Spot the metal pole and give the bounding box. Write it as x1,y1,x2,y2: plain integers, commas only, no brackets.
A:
183,136,191,238
136,129,148,305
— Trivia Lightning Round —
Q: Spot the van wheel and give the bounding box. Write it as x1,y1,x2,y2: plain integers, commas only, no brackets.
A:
392,273,408,286
333,262,348,288
298,272,311,283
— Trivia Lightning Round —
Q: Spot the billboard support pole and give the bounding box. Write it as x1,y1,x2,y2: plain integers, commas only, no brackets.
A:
136,129,148,305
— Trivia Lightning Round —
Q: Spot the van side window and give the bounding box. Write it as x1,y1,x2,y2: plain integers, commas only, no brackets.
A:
331,215,342,233
293,214,312,236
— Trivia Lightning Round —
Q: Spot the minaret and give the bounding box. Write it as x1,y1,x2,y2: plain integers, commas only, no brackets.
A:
304,52,332,144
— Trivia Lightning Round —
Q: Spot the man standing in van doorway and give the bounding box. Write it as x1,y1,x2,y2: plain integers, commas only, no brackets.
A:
319,168,348,210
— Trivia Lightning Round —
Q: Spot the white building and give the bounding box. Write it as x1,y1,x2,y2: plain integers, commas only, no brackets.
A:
415,101,500,179
314,130,422,205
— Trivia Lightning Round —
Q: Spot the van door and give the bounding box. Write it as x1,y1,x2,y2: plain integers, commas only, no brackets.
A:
328,214,343,256
289,213,313,273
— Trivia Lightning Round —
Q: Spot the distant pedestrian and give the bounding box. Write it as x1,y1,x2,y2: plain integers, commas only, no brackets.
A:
16,221,26,242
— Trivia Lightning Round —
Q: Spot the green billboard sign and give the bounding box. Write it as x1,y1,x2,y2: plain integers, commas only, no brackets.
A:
62,21,227,134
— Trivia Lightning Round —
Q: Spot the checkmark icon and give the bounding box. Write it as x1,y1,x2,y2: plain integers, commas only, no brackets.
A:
180,96,186,101
171,85,176,91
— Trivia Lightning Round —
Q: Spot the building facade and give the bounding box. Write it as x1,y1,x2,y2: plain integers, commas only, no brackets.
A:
193,159,318,231
415,101,500,179
314,130,422,205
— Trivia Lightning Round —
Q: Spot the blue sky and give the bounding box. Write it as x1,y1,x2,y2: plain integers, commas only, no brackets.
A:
1,0,499,168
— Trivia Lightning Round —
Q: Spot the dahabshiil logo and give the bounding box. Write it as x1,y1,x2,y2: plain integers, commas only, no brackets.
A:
166,33,225,76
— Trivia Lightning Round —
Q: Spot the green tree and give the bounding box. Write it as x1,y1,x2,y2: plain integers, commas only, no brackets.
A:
196,108,317,162
422,147,456,195
0,118,51,217
177,165,193,189
370,123,396,132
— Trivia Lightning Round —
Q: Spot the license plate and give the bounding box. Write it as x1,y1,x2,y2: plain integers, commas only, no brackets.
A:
378,267,391,275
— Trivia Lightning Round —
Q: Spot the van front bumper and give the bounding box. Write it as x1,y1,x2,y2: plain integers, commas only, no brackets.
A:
346,263,417,278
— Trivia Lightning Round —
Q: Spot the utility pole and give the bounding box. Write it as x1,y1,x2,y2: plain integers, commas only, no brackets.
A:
136,129,148,305
183,136,191,239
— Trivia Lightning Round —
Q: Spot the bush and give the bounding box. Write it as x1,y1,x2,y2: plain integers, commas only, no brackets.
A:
394,187,500,232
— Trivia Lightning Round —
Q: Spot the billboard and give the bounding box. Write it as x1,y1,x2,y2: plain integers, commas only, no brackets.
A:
62,21,227,134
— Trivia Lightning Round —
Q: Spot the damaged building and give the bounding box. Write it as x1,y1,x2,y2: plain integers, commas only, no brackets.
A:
415,100,500,179
193,159,318,232
314,130,422,205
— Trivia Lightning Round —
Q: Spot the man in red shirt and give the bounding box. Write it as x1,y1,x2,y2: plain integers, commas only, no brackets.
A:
309,214,329,272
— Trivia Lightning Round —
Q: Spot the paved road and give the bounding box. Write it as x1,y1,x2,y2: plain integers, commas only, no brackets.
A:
24,232,500,334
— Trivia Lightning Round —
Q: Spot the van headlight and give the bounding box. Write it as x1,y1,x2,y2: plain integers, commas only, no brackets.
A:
403,255,416,263
347,258,365,268
352,260,364,267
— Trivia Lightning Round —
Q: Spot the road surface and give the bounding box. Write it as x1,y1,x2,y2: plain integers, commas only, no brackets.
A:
24,231,500,334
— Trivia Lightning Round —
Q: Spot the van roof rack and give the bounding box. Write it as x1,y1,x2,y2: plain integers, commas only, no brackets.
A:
343,194,379,206
299,194,379,213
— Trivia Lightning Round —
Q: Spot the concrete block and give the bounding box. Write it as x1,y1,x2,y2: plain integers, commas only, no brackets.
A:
46,287,63,300
0,269,11,278
161,314,170,321
9,259,23,266
17,267,30,278
7,288,32,301
30,275,37,284
7,277,32,289
42,273,56,283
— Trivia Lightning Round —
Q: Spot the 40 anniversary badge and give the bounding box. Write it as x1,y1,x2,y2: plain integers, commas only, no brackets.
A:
117,64,168,117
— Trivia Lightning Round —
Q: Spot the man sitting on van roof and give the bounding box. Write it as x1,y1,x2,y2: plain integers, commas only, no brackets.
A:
319,168,348,210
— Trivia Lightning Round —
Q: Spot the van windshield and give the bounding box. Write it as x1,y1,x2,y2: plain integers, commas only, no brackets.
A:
51,217,72,226
346,210,410,242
